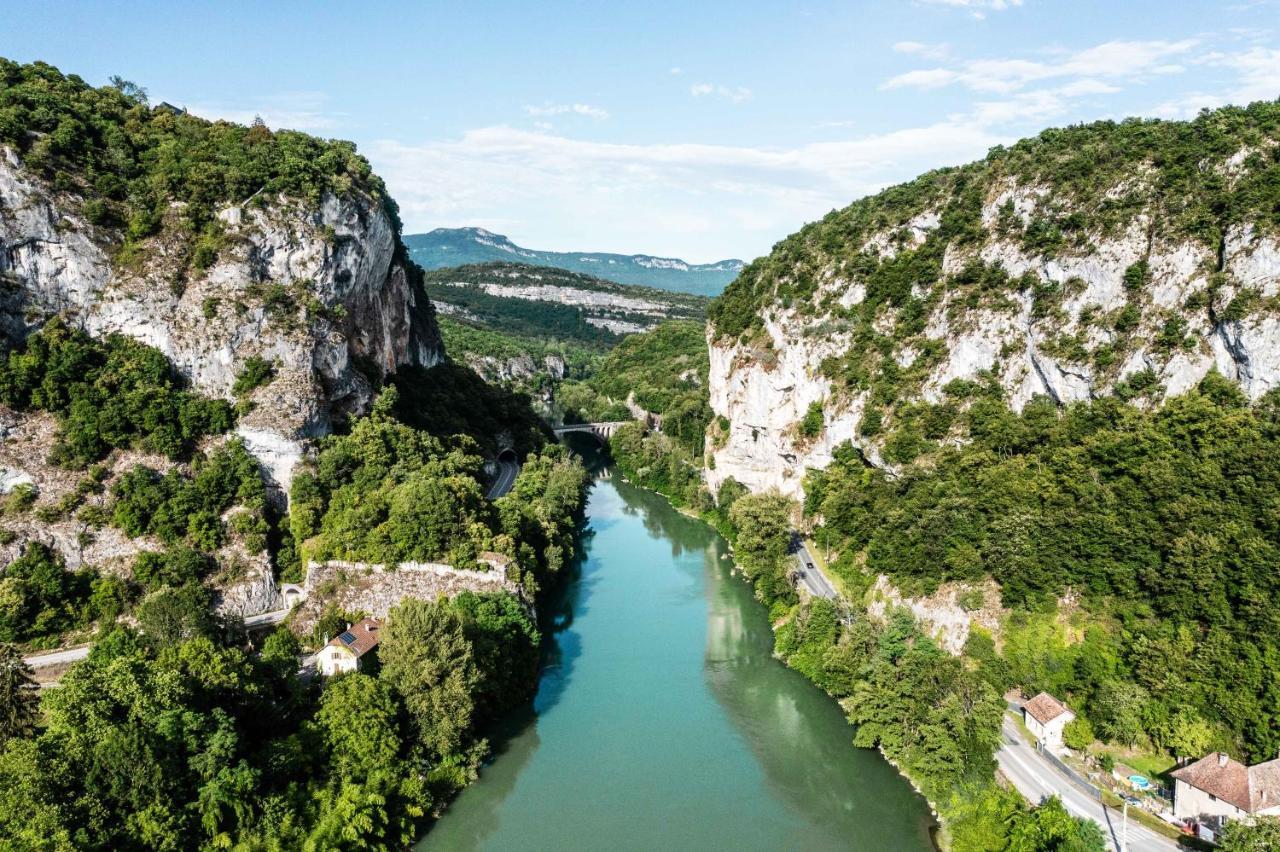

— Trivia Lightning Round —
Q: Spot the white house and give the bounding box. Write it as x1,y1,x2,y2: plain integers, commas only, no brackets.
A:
317,617,381,677
1022,692,1076,751
1172,751,1280,831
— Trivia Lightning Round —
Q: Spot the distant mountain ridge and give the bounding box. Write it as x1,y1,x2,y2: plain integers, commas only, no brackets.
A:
405,227,744,296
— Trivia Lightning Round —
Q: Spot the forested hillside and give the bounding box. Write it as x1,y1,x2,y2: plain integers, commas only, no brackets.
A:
423,262,706,403
804,374,1280,761
0,58,590,848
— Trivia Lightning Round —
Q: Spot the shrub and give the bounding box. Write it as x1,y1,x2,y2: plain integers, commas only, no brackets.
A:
232,356,276,397
799,401,824,438
1063,716,1095,751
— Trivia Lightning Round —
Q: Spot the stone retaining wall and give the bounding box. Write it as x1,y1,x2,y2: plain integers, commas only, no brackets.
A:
290,557,519,635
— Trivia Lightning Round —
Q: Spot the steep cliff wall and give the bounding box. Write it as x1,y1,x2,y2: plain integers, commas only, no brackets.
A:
707,104,1280,499
1,147,441,493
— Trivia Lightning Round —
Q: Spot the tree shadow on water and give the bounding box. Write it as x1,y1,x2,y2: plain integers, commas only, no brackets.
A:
416,539,593,849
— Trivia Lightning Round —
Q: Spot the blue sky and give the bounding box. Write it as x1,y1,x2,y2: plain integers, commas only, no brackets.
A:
5,1,1280,261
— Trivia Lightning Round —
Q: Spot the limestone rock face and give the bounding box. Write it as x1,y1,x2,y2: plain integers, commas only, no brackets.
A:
865,576,1005,656
707,311,867,500
0,148,442,494
708,212,1280,501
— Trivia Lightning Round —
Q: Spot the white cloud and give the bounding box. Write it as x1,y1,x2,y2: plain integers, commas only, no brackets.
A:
893,41,950,60
181,91,337,130
967,89,1064,125
1151,46,1280,118
690,82,753,103
884,38,1197,94
669,66,683,75
921,0,1023,7
918,0,1023,19
1054,78,1122,97
523,102,610,119
1149,92,1227,120
885,68,960,90
1214,46,1280,101
367,119,1002,260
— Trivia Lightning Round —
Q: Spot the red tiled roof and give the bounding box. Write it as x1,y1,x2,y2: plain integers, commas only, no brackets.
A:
1023,692,1072,725
1172,753,1280,813
327,617,381,658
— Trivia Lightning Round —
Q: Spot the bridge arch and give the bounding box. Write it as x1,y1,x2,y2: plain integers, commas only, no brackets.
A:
551,421,629,446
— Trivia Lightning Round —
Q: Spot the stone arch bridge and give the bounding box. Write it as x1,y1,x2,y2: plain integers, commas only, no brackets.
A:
551,421,632,443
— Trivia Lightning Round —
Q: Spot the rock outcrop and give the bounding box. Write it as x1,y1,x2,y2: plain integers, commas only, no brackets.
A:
289,556,520,635
1,147,442,494
865,576,1005,656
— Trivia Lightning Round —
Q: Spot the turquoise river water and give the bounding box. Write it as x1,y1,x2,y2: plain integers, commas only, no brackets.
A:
418,469,935,851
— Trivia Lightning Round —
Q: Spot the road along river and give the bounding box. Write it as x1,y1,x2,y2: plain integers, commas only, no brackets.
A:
418,467,936,851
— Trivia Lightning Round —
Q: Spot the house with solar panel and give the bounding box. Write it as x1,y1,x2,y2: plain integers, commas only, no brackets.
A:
317,617,381,676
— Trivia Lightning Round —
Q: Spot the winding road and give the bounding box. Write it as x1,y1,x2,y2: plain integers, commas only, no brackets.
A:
487,458,519,499
995,714,1179,851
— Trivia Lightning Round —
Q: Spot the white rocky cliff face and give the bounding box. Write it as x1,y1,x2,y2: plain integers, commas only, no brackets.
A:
707,176,1280,501
0,148,442,494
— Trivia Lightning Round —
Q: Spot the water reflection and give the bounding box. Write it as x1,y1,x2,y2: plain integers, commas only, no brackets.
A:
420,470,933,851
704,567,935,846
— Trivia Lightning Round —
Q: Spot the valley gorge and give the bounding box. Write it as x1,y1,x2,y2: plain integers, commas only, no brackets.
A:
3,49,1280,852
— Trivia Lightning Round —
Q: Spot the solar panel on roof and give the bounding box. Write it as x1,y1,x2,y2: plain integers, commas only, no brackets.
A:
339,631,356,645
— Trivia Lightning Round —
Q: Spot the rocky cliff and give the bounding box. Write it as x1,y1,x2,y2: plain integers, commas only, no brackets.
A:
1,146,441,494
707,103,1280,499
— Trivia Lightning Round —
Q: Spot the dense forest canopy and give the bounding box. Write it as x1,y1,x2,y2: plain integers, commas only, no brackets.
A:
0,58,401,244
807,374,1280,762
0,590,540,849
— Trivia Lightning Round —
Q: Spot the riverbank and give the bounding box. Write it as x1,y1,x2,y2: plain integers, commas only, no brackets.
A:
602,460,950,848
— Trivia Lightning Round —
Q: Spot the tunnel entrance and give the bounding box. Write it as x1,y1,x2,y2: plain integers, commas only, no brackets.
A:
498,447,518,463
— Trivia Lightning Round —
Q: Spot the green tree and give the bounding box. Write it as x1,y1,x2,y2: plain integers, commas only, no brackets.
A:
1094,681,1149,747
136,584,218,644
728,491,796,604
1009,796,1107,850
451,591,540,722
317,673,402,780
1157,708,1215,760
1062,716,1095,752
0,644,39,744
1220,816,1280,852
379,598,480,761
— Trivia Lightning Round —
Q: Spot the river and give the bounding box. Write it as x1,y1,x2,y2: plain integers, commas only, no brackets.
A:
418,467,935,851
